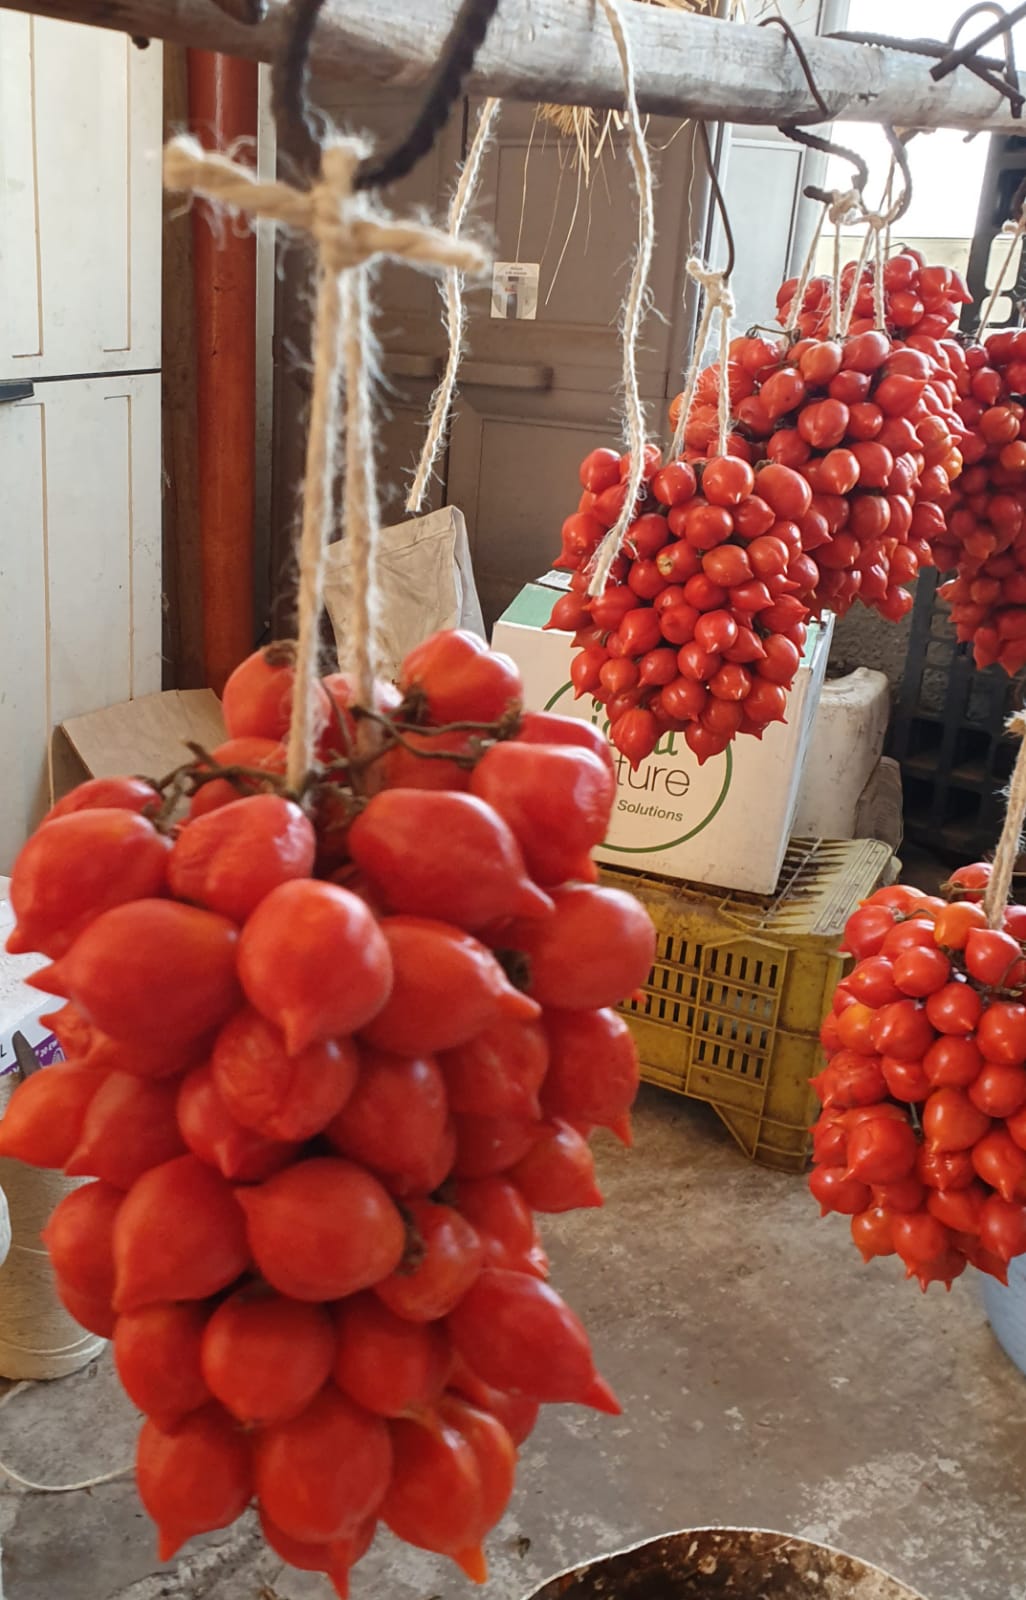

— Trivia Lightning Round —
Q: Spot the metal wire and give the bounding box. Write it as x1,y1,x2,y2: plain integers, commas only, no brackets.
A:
272,0,502,188
757,15,831,118
830,0,1025,118
698,120,735,278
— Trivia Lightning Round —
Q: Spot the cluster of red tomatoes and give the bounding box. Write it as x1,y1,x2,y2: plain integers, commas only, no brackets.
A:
811,864,1026,1291
550,253,971,770
776,252,972,345
551,445,812,768
934,328,1026,675
0,629,653,1591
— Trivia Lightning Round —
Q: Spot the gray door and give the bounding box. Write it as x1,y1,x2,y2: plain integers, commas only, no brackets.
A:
271,90,710,630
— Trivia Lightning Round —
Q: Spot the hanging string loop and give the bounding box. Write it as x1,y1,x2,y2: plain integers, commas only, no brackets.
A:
164,136,488,791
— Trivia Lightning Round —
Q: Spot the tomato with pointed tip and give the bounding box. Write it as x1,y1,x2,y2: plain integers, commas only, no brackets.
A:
201,1289,335,1426
168,795,315,924
7,809,170,959
470,742,614,889
510,1120,603,1213
400,630,522,726
238,881,392,1054
808,1166,872,1216
361,917,538,1056
137,1404,253,1562
447,1269,619,1412
850,1205,896,1262
255,1387,392,1545
503,884,655,1012
375,1199,484,1323
845,1114,918,1184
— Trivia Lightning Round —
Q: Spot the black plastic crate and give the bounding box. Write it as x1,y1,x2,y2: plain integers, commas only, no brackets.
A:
889,570,1024,861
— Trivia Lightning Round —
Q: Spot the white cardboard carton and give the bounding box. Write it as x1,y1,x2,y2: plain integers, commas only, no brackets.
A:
492,575,833,895
0,881,64,1089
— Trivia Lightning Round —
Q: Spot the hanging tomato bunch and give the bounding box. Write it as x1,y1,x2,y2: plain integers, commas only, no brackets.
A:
0,629,652,1593
551,443,813,768
934,328,1026,674
777,251,972,344
550,252,970,771
680,262,968,620
811,865,1026,1291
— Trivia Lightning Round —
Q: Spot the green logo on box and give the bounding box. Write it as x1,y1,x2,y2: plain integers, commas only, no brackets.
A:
543,681,733,853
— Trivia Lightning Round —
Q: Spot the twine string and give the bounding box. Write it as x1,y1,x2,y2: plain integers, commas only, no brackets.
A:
163,134,487,788
407,98,500,516
668,260,735,464
827,187,861,341
984,712,1026,929
979,202,1026,340
786,199,829,336
587,0,656,599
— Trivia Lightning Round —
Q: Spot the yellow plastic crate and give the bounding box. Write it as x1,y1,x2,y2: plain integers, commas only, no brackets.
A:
601,838,894,1172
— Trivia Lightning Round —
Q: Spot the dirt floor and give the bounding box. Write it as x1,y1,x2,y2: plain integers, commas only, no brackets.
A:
0,1086,1023,1600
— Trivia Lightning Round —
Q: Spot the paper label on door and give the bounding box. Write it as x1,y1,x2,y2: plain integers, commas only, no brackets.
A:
491,262,540,321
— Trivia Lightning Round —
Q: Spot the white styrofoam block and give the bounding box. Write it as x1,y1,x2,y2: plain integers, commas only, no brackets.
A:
493,579,832,895
792,668,891,841
0,879,59,1088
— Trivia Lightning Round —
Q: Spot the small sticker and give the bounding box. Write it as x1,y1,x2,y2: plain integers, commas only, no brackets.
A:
490,262,540,321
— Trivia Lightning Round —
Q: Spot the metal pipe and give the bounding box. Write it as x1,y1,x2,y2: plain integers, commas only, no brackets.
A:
187,49,258,694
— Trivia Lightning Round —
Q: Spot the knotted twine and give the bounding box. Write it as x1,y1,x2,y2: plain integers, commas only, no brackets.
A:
978,201,1026,342
586,0,657,600
163,133,488,788
406,97,501,516
984,712,1026,930
826,187,862,340
668,258,734,463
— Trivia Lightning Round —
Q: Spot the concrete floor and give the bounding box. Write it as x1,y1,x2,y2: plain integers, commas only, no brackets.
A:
1,1088,1024,1600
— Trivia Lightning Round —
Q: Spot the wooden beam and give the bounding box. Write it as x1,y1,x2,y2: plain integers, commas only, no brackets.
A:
8,0,1026,132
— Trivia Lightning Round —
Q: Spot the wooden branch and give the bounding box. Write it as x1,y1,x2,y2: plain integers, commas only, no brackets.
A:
6,0,1026,132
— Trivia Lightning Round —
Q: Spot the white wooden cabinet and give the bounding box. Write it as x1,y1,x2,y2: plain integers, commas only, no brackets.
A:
0,17,163,870
0,374,163,870
0,14,163,379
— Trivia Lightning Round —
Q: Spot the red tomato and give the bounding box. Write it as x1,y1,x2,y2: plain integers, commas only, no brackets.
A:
891,945,951,998
869,1000,935,1061
923,1034,983,1089
808,1165,872,1216
798,340,843,386
201,1291,335,1426
137,1406,253,1561
843,331,891,373
977,1001,1026,1065
921,1087,992,1152
401,629,522,724
969,1062,1026,1119
580,447,621,494
979,1195,1026,1262
756,463,813,520
841,903,897,960
882,1055,931,1103
760,368,807,420
850,1205,897,1261
651,460,698,507
917,1142,976,1191
702,455,755,506
797,398,850,449
925,979,983,1034
932,901,989,950
845,1115,918,1183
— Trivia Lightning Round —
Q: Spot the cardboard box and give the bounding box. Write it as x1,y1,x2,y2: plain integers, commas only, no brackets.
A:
492,575,833,895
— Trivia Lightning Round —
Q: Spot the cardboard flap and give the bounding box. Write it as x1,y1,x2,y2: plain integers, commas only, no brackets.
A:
59,690,226,783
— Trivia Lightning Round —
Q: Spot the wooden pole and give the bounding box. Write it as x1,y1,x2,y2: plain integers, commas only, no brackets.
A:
5,0,1026,134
